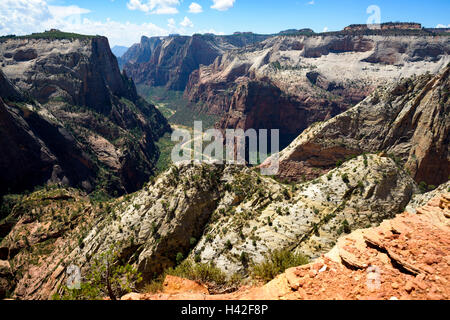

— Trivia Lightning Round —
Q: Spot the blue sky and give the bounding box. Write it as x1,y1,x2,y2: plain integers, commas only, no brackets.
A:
1,0,449,46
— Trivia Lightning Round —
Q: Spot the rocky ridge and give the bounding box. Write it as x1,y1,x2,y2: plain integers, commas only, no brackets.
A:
122,33,271,91
0,154,419,299
122,192,450,300
185,34,449,144
263,64,449,186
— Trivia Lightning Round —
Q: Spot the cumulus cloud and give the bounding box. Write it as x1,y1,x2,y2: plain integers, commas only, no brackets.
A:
188,2,203,14
180,17,194,28
127,0,180,15
168,18,176,29
0,0,53,35
436,24,450,28
211,0,235,11
0,0,169,46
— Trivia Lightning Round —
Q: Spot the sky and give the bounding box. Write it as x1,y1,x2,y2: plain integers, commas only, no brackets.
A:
0,0,449,47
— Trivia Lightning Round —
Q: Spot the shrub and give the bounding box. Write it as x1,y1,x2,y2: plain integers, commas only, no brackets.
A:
225,240,233,251
251,249,309,284
240,252,250,267
176,252,184,265
54,246,142,300
341,173,350,184
338,219,351,235
418,181,428,194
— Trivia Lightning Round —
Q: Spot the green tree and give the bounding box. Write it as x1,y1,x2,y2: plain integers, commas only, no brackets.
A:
55,246,142,300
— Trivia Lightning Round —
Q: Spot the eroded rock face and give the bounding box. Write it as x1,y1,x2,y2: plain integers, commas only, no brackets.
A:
265,64,449,186
123,33,270,91
0,37,133,110
0,70,96,195
0,35,170,195
0,156,418,299
125,192,450,301
185,35,449,144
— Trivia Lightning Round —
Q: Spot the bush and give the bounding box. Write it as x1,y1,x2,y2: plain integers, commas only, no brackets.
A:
341,173,350,184
54,246,142,300
225,240,233,251
144,260,232,294
176,252,184,265
251,249,309,284
337,219,351,235
419,181,428,194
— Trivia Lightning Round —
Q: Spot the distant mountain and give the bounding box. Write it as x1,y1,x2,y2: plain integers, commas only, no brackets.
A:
185,32,449,148
121,33,271,91
265,64,450,186
111,45,129,58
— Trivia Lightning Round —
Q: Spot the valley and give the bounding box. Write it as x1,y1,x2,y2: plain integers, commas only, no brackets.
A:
0,22,449,301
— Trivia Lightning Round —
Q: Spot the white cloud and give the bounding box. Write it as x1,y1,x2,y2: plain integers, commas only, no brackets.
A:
180,17,194,28
0,0,52,35
189,2,203,14
0,0,169,46
307,1,315,5
211,0,235,11
48,5,91,19
0,0,231,47
322,27,328,32
436,24,450,28
168,18,176,29
127,0,180,15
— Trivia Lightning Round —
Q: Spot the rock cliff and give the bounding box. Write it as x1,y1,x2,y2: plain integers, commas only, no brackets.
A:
0,32,170,195
185,34,449,145
127,192,449,300
265,64,449,186
122,33,270,91
0,155,419,299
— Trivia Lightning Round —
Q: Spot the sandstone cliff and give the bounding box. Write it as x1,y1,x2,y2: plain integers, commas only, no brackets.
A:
185,34,449,145
0,32,170,195
0,155,419,299
0,70,96,195
123,33,270,91
265,64,449,186
125,192,450,300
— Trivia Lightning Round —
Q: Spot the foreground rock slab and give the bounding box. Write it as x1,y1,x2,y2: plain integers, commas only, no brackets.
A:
125,193,449,300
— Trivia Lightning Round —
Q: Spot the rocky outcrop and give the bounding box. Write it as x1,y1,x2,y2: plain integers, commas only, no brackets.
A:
0,154,418,299
185,34,449,145
264,64,449,186
123,33,270,91
0,70,24,102
0,98,96,195
0,32,170,195
118,36,163,68
125,192,450,300
344,22,422,32
0,69,96,195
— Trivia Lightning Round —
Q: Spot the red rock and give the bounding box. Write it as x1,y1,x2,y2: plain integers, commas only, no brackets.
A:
405,281,415,293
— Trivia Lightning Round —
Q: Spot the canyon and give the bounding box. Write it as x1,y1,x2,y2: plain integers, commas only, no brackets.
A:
263,64,449,186
0,25,449,301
